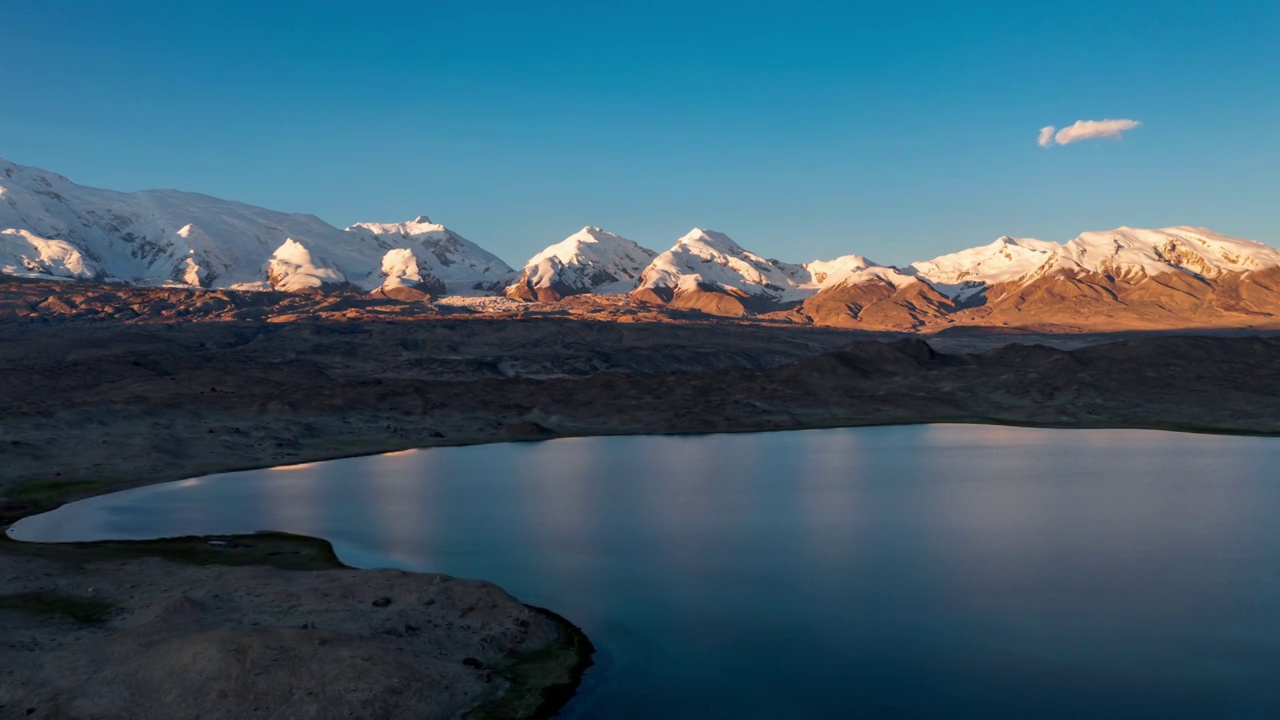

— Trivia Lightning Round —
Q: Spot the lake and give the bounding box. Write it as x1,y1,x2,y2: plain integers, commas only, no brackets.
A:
9,424,1280,718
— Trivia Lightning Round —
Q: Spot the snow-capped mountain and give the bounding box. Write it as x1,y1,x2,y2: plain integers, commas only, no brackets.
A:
798,255,876,289
1063,226,1280,275
908,227,1280,303
626,230,933,317
0,158,372,291
791,254,953,328
795,254,923,293
506,228,919,310
505,227,656,302
346,217,514,296
6,158,1280,330
0,228,104,281
801,226,1280,329
957,226,1280,330
265,238,348,292
629,229,817,315
909,236,1063,302
0,158,510,296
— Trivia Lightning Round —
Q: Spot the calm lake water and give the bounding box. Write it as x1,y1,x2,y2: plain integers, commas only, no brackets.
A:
10,425,1280,718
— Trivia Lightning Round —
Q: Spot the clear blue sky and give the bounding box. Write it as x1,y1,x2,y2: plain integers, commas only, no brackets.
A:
4,1,1277,265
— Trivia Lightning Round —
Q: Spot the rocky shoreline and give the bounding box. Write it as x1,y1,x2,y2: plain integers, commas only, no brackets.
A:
0,528,594,720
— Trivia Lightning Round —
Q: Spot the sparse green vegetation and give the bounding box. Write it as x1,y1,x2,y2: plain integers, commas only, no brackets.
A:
7,478,110,501
1,477,120,528
0,530,346,572
467,607,595,720
0,591,115,626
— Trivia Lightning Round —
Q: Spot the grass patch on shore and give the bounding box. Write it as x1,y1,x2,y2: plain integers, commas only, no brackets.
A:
97,532,347,571
0,531,346,572
0,591,115,626
1,477,345,572
7,478,110,501
0,478,115,526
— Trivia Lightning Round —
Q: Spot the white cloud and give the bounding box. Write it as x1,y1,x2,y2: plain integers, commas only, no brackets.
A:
1037,118,1141,147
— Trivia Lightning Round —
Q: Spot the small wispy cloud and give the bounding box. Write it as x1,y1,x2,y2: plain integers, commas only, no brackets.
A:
1037,118,1141,148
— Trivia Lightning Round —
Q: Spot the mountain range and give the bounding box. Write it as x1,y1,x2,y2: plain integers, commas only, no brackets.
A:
4,157,1279,330
0,159,513,297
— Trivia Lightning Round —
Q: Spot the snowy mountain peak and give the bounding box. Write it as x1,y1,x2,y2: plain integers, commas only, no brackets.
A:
266,239,346,292
800,254,877,287
677,228,745,252
348,219,514,295
505,227,657,301
0,159,71,192
347,216,451,239
631,229,815,314
377,247,445,298
911,235,1063,299
556,226,629,246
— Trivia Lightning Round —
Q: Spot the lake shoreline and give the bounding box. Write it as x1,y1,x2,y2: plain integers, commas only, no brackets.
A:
4,320,1280,716
2,417,1270,717
0,523,597,719
13,423,1280,717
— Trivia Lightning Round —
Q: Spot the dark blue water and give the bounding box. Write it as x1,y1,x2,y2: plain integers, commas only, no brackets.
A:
10,425,1280,718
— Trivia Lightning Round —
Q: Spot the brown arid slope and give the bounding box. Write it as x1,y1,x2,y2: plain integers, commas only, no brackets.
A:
968,266,1280,328
503,265,591,303
792,277,957,328
0,275,715,326
628,268,807,318
9,270,1280,333
797,266,1280,332
629,281,766,317
504,275,576,302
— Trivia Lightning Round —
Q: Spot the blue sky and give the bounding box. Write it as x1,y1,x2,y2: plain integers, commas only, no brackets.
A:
4,1,1277,265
